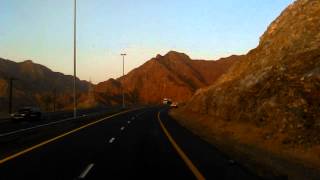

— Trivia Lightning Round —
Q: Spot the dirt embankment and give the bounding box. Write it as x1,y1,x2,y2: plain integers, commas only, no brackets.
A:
170,109,320,180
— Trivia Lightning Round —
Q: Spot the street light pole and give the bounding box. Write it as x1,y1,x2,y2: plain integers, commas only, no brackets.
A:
8,78,16,114
53,88,56,112
120,53,126,109
73,0,77,118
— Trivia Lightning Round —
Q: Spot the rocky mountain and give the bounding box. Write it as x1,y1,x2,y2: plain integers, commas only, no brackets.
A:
184,0,320,141
0,58,93,113
173,0,320,177
94,51,240,105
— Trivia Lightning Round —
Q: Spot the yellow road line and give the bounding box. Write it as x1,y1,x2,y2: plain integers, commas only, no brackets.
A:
157,111,206,180
0,108,141,165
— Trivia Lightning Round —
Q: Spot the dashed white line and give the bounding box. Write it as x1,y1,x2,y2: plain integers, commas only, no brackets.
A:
109,137,116,143
131,117,135,120
120,126,125,131
127,120,131,124
79,163,94,179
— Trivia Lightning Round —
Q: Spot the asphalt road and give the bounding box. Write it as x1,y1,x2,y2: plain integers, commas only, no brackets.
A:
0,107,260,180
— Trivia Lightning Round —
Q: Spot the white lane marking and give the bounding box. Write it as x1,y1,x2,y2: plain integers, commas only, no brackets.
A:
109,137,116,143
120,126,125,131
131,117,135,120
127,120,131,124
79,163,94,179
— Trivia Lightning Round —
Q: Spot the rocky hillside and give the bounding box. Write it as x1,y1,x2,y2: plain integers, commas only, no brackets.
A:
184,0,320,143
94,51,240,105
174,0,320,178
0,58,94,113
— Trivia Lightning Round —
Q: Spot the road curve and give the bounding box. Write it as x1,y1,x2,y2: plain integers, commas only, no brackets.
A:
0,107,260,180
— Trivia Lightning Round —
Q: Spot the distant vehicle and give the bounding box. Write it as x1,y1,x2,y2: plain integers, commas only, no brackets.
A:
163,98,168,104
170,102,178,108
11,107,43,121
162,98,172,105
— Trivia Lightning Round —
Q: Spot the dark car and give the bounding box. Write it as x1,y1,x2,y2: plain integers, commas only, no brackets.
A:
11,107,43,121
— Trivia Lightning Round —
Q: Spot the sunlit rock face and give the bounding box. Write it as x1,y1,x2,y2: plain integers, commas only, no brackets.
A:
94,51,240,105
184,0,320,144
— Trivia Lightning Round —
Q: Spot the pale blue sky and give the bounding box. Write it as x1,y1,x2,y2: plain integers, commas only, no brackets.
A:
0,0,294,83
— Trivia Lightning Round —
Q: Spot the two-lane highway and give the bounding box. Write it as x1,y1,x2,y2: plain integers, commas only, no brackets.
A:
0,107,260,179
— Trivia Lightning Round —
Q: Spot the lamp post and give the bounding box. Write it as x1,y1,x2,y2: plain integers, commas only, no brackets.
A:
8,77,17,114
120,53,126,109
73,0,77,118
53,88,56,112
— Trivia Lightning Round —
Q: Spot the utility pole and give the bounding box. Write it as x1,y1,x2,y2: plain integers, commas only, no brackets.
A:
120,53,126,109
8,78,17,114
53,88,56,112
73,0,77,118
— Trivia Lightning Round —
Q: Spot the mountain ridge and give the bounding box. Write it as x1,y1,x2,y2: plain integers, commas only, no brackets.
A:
0,57,93,112
94,51,240,105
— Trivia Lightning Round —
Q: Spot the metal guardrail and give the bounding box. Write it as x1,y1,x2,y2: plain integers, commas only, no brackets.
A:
0,107,123,139
0,117,75,137
0,118,10,124
0,107,116,123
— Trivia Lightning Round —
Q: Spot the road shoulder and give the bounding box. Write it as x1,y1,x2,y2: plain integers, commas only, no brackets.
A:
169,109,320,180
